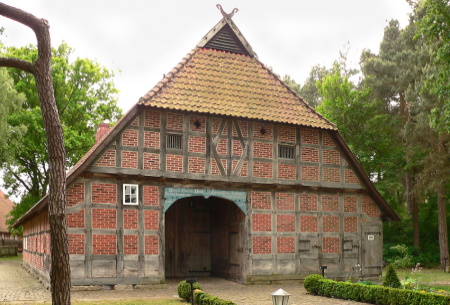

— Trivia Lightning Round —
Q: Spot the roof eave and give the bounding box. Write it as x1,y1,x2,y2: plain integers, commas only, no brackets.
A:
331,131,400,221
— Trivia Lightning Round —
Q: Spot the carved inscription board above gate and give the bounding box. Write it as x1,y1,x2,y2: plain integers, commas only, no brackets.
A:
164,187,247,214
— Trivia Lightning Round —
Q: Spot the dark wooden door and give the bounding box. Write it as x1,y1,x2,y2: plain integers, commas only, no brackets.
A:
361,223,382,276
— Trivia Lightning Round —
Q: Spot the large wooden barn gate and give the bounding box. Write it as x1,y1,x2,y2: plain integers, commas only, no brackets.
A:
164,188,247,281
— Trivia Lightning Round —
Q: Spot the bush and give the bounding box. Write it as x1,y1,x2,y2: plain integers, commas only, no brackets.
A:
304,274,323,295
383,264,401,288
177,280,202,302
194,291,236,305
308,277,450,305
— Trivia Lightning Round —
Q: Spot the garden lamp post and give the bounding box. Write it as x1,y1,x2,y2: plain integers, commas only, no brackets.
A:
186,278,197,305
271,288,291,305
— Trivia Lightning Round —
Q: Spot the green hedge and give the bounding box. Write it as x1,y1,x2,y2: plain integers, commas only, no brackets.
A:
177,280,202,302
194,291,236,305
304,275,450,305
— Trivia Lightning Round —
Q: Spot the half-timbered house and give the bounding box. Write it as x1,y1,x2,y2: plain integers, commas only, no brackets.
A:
15,12,399,286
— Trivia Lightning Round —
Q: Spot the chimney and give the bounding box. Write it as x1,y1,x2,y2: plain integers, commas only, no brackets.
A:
96,123,110,143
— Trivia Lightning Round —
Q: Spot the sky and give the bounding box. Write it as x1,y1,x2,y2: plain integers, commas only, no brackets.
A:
0,0,412,200
1,0,413,113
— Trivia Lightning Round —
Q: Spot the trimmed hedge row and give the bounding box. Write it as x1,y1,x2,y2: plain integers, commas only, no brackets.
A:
304,275,450,305
194,290,236,305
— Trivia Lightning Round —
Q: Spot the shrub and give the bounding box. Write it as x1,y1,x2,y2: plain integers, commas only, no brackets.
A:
383,264,401,288
194,291,236,305
177,280,202,302
303,274,323,295
308,277,450,305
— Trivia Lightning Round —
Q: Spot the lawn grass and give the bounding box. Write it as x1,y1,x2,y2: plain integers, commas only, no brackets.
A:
0,253,22,261
26,299,184,305
72,299,184,305
391,267,450,283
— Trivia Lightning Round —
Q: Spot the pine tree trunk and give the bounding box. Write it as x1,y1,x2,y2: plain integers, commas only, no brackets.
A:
0,3,71,304
406,171,420,249
438,184,449,271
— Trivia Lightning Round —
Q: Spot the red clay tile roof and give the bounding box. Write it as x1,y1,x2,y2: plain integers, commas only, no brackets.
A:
139,48,336,130
0,190,14,233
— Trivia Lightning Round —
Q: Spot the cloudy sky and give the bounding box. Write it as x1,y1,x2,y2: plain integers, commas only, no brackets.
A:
2,0,412,114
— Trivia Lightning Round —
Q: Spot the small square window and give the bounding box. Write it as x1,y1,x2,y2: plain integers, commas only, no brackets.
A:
167,134,182,150
279,145,295,159
123,184,139,205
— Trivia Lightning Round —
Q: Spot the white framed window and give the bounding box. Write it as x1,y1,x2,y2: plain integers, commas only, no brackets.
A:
123,184,139,205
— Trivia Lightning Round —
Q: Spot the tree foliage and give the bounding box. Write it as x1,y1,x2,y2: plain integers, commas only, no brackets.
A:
0,67,25,158
307,3,449,268
1,43,122,199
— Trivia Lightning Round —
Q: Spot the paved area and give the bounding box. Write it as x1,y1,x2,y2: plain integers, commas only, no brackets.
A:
0,260,367,304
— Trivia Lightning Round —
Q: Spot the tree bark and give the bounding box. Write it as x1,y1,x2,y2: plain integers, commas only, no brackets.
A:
0,3,71,304
438,182,449,271
406,171,420,249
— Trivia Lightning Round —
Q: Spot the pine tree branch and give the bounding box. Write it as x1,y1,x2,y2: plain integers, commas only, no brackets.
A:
0,57,35,74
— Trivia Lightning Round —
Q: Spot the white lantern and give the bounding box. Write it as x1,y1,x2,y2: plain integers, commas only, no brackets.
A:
271,288,291,305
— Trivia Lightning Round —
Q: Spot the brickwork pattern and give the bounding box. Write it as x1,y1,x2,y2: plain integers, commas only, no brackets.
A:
122,129,138,146
301,166,319,181
92,234,117,255
92,209,117,229
252,214,272,231
276,214,295,232
188,157,206,174
300,193,318,211
277,236,295,253
323,236,340,253
276,193,295,210
323,167,341,183
95,150,116,167
322,195,339,212
344,216,358,233
253,142,273,159
322,131,336,147
301,128,319,145
344,196,358,213
189,136,206,153
145,235,159,255
323,149,340,165
144,210,159,230
166,155,183,172
300,215,318,232
252,236,271,254
67,209,84,228
301,147,319,163
144,131,160,148
322,215,339,232
167,112,183,130
124,209,138,229
253,162,273,178
124,235,139,255
251,192,271,209
278,163,296,180
344,169,360,184
189,115,206,133
278,125,296,142
144,110,160,128
91,183,117,204
69,234,85,255
122,151,138,168
67,182,85,207
253,123,273,139
143,186,159,206
143,153,160,170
